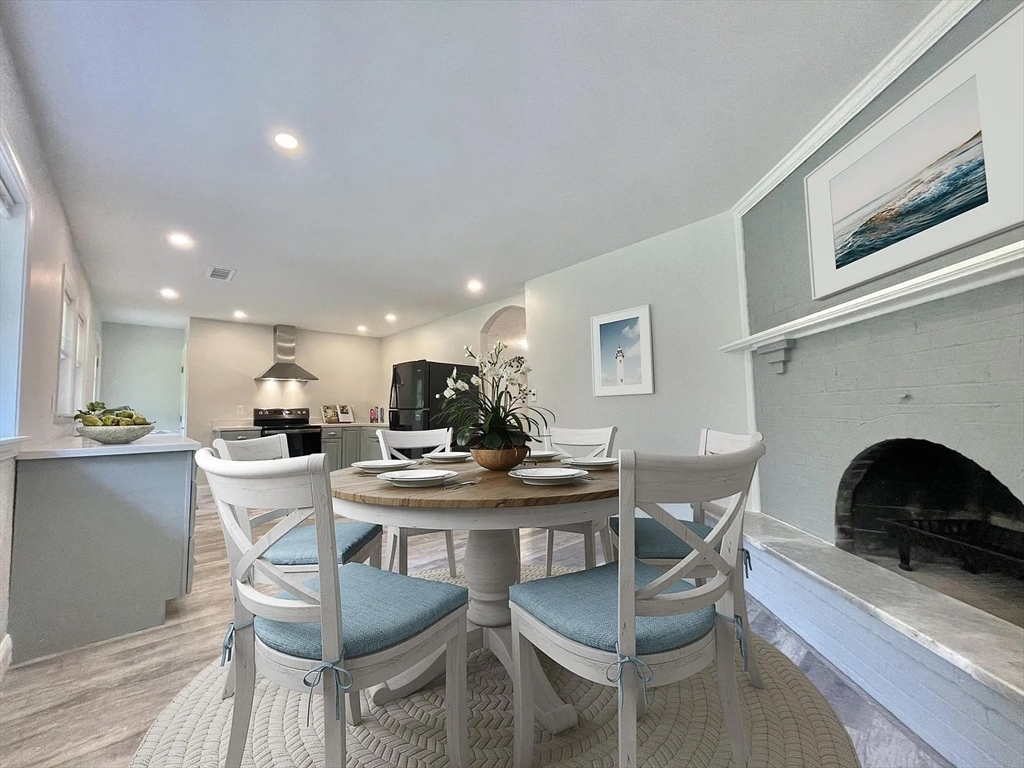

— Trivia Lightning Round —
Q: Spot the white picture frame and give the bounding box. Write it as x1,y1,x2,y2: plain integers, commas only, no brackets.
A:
590,305,654,397
805,6,1023,300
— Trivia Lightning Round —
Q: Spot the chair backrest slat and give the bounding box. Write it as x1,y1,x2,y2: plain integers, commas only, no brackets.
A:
214,433,289,461
545,426,617,458
376,428,453,459
196,448,344,664
617,442,764,655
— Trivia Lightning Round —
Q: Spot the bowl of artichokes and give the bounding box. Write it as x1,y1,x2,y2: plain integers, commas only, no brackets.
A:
75,402,155,444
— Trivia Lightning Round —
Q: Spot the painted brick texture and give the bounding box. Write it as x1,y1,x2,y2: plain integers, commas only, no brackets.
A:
752,277,1024,542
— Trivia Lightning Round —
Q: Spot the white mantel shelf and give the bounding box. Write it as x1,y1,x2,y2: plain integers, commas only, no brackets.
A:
722,240,1024,354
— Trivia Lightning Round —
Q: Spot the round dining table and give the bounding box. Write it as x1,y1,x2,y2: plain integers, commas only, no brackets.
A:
330,461,618,735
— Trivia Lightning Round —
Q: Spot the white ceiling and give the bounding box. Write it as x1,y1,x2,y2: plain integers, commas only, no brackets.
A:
0,0,938,336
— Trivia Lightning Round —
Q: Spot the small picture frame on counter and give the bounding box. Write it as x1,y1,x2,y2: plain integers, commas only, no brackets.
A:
321,405,340,424
336,404,355,423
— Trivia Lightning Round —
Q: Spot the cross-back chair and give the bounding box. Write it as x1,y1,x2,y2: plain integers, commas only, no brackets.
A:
376,427,458,577
213,434,384,705
196,448,470,768
609,428,764,688
540,426,618,574
510,443,765,768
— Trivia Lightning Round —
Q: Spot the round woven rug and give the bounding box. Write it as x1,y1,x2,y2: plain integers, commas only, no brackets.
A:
132,565,859,767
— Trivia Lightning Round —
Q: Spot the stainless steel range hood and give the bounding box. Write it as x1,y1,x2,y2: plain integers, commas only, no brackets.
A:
255,325,319,381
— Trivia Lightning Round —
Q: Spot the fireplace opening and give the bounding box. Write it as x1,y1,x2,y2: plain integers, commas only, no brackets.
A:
835,439,1024,627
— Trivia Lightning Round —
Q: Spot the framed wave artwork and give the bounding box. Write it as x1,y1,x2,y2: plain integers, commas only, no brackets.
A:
805,5,1023,300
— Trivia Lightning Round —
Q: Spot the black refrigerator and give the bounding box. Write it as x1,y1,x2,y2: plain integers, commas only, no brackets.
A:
389,360,478,440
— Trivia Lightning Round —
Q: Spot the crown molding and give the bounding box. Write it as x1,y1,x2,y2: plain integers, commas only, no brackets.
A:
721,240,1024,354
730,0,982,218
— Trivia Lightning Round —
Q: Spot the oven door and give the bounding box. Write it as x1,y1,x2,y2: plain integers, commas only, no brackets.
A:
263,427,322,457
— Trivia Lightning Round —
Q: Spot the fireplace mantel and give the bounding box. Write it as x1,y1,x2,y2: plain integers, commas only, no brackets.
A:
721,240,1023,355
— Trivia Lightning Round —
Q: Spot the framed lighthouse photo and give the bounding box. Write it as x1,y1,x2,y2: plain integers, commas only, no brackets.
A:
591,305,654,397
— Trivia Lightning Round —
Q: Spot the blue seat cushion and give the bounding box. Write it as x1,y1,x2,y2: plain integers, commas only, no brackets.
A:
263,522,382,566
609,517,714,560
254,563,467,660
509,560,716,655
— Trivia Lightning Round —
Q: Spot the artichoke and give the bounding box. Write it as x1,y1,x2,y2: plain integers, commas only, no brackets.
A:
132,414,149,425
101,415,116,426
81,414,103,426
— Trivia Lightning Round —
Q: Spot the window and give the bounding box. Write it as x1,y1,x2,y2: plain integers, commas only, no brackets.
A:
56,282,78,416
0,152,28,438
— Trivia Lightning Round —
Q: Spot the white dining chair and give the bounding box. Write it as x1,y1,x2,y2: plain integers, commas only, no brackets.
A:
509,443,764,768
196,448,470,768
608,428,765,689
539,426,618,574
213,434,383,708
376,428,458,578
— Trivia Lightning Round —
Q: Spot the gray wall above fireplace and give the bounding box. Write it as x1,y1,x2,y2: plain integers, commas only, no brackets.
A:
740,0,1024,542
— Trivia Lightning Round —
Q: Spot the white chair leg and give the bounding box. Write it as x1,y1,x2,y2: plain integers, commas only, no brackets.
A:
445,626,470,767
387,526,400,572
346,690,363,726
369,535,382,569
734,570,762,689
226,619,256,768
445,531,457,578
321,669,346,768
582,522,596,569
513,529,522,584
545,529,555,577
599,523,613,565
512,616,535,768
222,655,236,699
715,615,747,768
617,653,639,768
398,530,409,575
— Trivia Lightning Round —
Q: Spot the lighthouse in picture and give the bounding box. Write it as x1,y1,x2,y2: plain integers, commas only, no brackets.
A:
615,346,626,385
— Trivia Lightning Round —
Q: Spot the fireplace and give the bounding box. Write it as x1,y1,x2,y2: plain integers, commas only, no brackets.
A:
835,438,1024,624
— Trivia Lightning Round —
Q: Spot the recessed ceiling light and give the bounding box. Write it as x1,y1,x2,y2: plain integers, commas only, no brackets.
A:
233,310,247,319
167,232,195,250
466,279,483,293
385,313,397,323
159,288,180,300
274,132,300,150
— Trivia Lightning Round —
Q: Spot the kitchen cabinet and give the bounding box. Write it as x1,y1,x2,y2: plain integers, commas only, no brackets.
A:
321,425,384,470
10,436,200,662
212,428,262,444
360,427,382,461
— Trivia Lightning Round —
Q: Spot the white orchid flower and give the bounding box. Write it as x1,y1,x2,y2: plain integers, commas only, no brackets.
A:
455,379,469,391
444,387,455,398
470,375,481,386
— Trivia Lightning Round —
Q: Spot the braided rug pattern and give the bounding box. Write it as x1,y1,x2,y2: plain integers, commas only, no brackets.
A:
132,565,859,767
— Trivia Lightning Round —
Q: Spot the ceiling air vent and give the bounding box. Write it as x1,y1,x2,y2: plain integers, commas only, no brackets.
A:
205,265,236,282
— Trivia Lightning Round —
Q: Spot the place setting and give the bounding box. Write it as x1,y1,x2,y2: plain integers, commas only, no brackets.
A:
508,466,591,486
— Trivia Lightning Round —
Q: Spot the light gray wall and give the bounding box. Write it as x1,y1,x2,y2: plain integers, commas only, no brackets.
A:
100,323,185,431
0,26,100,443
526,211,750,456
186,318,383,450
741,0,1024,540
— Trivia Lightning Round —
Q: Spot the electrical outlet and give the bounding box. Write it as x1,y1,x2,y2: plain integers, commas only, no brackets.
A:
236,405,245,415
530,391,538,403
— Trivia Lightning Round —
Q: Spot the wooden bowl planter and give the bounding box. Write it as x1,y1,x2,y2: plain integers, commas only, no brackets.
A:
470,446,529,471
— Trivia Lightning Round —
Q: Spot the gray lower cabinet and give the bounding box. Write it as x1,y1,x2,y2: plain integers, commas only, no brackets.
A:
343,429,361,467
323,437,343,472
211,428,262,445
360,427,382,461
9,449,197,663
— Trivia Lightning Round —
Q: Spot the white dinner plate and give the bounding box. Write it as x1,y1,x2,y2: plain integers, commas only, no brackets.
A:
352,459,417,474
523,450,564,462
377,469,459,487
423,451,472,463
561,456,618,470
508,467,589,486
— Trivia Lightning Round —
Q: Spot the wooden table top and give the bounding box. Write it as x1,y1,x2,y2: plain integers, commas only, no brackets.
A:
330,462,618,509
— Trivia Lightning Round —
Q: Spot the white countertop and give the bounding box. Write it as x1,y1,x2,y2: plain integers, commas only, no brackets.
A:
18,433,201,460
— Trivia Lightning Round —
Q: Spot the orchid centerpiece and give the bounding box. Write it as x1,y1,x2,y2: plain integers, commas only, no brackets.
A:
436,342,551,452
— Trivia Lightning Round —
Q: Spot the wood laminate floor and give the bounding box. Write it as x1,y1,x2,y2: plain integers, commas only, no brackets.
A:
0,493,949,768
